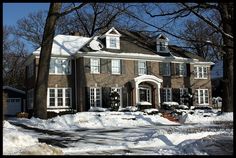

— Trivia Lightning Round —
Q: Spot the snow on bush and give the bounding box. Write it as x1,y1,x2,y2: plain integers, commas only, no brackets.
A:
88,107,109,112
179,112,233,124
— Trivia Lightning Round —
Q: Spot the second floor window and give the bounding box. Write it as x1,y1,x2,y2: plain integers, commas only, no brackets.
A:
178,63,187,76
194,66,208,79
49,58,71,75
160,63,170,76
138,60,147,75
111,59,121,74
90,58,100,74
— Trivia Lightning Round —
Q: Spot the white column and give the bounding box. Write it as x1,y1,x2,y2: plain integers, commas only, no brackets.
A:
135,82,139,105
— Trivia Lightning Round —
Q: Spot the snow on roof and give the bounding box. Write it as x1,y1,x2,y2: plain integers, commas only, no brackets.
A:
211,60,223,79
33,35,91,56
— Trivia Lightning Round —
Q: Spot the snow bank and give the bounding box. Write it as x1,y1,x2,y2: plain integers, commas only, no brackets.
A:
3,120,63,155
12,112,179,131
179,112,233,124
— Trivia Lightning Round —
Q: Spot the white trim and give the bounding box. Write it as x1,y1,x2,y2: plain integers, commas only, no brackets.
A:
195,89,209,105
47,88,72,109
163,88,172,102
90,58,100,74
111,59,121,75
49,57,72,75
79,51,211,65
90,87,102,108
134,75,163,105
194,66,208,79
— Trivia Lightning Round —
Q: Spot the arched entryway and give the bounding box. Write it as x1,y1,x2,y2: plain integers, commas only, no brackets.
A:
133,75,163,108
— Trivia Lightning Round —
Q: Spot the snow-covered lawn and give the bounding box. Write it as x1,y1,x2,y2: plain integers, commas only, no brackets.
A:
3,110,233,155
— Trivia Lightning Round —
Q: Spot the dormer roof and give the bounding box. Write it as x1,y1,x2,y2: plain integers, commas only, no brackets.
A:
156,33,169,41
101,27,121,38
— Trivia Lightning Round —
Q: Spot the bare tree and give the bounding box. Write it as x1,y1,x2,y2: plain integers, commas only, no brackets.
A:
3,25,28,89
121,3,233,112
180,18,223,62
34,3,86,119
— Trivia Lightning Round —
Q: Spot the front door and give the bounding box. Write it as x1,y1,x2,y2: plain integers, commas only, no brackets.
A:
139,87,151,103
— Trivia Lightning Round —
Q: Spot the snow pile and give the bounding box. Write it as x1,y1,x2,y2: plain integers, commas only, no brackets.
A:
179,112,233,124
3,120,63,155
12,112,179,130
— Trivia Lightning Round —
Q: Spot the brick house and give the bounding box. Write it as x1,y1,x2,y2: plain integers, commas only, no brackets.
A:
24,27,214,113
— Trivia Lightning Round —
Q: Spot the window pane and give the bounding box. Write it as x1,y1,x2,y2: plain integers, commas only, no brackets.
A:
49,98,55,106
58,98,63,106
58,89,63,97
50,89,55,97
49,59,56,73
112,59,120,74
138,61,146,75
110,37,117,47
91,59,100,73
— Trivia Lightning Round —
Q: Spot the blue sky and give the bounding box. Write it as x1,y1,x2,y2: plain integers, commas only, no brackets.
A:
3,3,50,26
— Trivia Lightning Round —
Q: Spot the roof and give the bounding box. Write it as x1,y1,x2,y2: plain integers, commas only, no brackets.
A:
33,35,91,56
3,86,25,94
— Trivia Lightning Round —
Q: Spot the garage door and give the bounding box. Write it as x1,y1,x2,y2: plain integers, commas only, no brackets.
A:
6,98,22,115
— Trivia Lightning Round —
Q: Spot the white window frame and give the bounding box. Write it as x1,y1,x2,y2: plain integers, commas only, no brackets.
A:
49,57,71,75
194,66,208,79
27,89,34,109
179,88,188,104
90,87,102,108
111,87,122,108
47,88,72,108
179,63,187,76
111,59,121,75
138,86,152,103
90,58,100,74
195,89,209,105
159,41,166,51
163,88,172,102
162,63,170,76
138,60,147,75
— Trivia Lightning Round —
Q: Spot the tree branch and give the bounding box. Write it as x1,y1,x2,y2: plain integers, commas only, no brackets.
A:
182,3,233,41
59,3,87,17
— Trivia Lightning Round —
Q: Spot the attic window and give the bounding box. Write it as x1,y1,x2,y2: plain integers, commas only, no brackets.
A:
110,37,117,48
160,42,166,51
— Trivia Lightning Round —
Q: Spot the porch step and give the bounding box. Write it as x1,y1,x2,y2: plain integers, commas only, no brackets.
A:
161,112,179,122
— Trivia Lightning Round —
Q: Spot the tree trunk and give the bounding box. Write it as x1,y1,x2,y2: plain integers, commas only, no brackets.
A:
34,3,62,119
219,3,233,112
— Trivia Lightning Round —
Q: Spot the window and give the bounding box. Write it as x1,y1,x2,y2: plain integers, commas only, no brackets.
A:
110,37,117,48
163,88,172,102
49,58,71,75
111,87,122,107
180,88,188,104
178,63,187,76
139,86,151,103
90,58,100,74
27,62,34,78
138,60,147,75
90,87,101,107
194,66,208,79
111,59,121,74
161,63,170,76
27,89,34,109
195,89,209,105
47,88,71,108
159,42,166,51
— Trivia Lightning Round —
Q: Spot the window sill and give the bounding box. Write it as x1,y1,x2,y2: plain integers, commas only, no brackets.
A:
194,78,208,79
49,73,71,75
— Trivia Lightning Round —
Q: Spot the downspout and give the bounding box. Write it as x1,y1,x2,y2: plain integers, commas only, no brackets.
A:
74,55,78,112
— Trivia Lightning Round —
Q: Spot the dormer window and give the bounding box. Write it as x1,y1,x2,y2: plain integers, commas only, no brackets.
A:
159,42,166,51
156,34,169,53
101,27,121,50
110,37,117,48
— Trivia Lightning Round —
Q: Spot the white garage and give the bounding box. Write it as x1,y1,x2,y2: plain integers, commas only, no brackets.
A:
6,98,22,115
3,86,26,116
